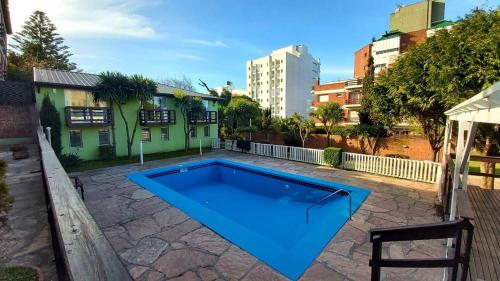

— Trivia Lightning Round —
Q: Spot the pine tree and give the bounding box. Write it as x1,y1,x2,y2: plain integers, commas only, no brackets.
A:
8,10,76,80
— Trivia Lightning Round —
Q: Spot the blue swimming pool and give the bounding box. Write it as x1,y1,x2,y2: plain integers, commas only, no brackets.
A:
129,159,369,280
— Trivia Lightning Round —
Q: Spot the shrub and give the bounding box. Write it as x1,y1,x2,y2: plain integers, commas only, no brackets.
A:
0,159,13,214
98,145,115,160
39,95,62,155
324,147,343,167
0,266,38,281
58,153,82,168
385,153,410,159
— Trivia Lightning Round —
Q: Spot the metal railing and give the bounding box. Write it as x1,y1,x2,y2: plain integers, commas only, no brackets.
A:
65,106,112,127
189,111,217,124
306,189,351,223
139,109,176,125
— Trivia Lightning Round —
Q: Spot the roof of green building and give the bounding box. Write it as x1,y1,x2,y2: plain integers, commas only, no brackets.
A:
376,30,402,41
33,67,221,100
430,20,454,29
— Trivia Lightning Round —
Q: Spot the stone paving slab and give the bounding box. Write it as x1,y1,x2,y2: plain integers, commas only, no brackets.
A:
73,151,446,281
0,145,58,281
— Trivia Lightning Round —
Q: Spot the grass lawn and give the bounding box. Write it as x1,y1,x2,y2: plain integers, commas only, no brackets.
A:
65,147,213,173
468,160,500,175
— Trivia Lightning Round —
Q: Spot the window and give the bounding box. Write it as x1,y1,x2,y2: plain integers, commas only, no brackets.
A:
202,100,209,109
161,127,169,141
65,89,106,107
98,129,110,145
204,125,210,137
190,126,197,138
141,128,151,142
69,130,82,148
319,95,329,102
337,93,343,98
144,95,167,110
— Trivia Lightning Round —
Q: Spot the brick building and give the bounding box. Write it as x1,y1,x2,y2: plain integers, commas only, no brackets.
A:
312,0,453,125
311,78,362,124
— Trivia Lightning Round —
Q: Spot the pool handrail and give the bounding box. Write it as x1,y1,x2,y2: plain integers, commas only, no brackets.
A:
306,188,352,224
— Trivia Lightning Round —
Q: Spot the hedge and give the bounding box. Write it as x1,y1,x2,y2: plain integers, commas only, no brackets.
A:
324,147,343,167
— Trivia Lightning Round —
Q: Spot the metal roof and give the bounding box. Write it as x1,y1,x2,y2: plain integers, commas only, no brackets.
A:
33,68,100,88
33,68,221,100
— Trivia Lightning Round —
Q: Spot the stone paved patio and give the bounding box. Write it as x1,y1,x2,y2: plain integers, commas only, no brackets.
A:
0,145,58,280
72,151,446,281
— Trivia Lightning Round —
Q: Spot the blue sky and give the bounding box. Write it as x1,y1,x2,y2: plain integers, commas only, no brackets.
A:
9,0,497,92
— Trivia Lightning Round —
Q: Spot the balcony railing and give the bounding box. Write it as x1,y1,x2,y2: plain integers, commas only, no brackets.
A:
346,97,361,105
65,106,112,127
188,111,217,124
139,109,176,126
344,79,362,87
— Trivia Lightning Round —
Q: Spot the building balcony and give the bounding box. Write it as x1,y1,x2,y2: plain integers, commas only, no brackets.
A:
65,106,113,127
140,109,176,126
344,79,362,89
188,111,217,124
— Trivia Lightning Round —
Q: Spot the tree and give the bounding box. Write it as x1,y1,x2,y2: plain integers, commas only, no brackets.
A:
94,72,157,159
161,75,195,91
224,96,260,136
174,89,206,151
356,58,399,155
474,124,500,188
310,102,343,147
9,10,76,81
292,113,315,148
260,107,273,141
379,8,499,161
39,95,62,155
198,79,219,97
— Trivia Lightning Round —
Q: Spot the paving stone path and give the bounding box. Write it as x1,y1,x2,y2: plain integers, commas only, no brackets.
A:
73,150,446,281
0,145,58,280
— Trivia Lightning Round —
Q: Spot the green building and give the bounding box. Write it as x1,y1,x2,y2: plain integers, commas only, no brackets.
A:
33,68,220,160
389,0,445,33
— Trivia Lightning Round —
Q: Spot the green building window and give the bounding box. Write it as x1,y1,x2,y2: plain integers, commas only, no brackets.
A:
204,125,210,137
69,130,82,148
142,128,151,142
161,127,169,141
190,126,197,138
98,129,110,146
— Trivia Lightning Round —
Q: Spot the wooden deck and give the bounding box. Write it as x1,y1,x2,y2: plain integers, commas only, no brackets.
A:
467,185,500,281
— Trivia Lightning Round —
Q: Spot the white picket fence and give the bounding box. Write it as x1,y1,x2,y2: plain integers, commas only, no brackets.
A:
225,140,326,165
224,140,441,183
342,152,441,183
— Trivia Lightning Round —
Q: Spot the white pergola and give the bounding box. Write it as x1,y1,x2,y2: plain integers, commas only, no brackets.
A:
442,81,500,221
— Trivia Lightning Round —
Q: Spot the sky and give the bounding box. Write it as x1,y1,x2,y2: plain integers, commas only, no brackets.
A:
8,0,498,92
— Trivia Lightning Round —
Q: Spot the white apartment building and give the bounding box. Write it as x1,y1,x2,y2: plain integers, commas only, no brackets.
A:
372,32,401,75
246,45,320,118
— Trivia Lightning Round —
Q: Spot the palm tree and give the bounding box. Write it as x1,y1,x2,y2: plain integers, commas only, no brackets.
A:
94,72,157,159
173,89,206,151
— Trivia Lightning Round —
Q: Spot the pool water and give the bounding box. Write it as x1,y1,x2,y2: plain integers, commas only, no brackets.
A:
129,159,369,280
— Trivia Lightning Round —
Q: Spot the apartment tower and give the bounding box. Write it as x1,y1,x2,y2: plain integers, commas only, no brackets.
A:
246,45,320,118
